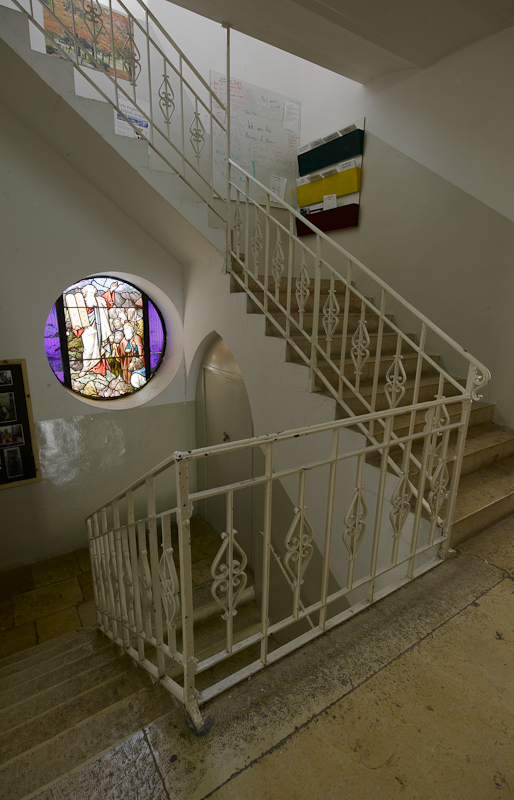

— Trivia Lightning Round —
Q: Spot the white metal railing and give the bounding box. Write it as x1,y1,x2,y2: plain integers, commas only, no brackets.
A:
11,0,228,220
227,160,491,512
87,395,471,731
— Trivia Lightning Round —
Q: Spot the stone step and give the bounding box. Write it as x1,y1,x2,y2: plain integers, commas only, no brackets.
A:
0,681,175,800
366,400,495,442
287,331,417,361
0,645,118,712
266,311,395,336
0,653,136,735
332,375,465,416
0,633,112,694
317,351,440,385
231,271,347,295
0,666,151,765
451,455,514,546
0,626,93,674
247,290,366,314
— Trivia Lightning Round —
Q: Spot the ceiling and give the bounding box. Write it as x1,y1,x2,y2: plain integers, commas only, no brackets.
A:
166,0,514,83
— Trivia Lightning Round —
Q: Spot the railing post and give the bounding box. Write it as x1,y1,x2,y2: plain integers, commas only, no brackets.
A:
309,237,322,392
175,456,204,732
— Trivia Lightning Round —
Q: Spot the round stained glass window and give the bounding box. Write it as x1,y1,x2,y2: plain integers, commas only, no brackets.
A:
44,276,166,400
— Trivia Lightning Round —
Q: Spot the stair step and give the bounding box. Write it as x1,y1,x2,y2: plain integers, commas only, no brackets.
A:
0,682,175,800
0,632,111,694
231,272,347,294
0,626,93,676
329,375,464,415
0,666,151,765
0,645,118,712
266,311,394,336
247,290,367,314
316,351,440,384
366,400,495,442
287,331,417,360
451,455,514,546
0,653,136,735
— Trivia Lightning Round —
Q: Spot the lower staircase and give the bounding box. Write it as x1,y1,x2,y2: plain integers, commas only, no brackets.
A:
234,271,514,547
0,517,262,800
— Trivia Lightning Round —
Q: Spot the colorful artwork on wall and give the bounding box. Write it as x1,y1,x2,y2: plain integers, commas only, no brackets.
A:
0,360,41,489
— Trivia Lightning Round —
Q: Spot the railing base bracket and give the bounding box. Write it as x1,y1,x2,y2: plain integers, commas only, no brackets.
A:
185,713,215,737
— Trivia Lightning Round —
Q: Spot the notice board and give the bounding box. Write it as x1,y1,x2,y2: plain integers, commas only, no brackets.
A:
0,360,41,489
211,71,301,204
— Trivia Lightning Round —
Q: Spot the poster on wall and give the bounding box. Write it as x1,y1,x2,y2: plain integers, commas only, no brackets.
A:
0,361,41,489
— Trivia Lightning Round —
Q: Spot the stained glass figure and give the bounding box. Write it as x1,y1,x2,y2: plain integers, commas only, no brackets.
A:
44,276,166,400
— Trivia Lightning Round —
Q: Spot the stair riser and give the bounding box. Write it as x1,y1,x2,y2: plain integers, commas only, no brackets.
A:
286,333,416,361
231,273,346,294
317,354,440,385
0,628,93,675
266,313,394,336
247,293,364,314
450,493,514,546
333,382,464,416
361,403,495,441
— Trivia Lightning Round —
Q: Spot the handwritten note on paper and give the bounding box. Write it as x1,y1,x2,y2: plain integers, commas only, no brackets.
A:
270,174,288,200
283,101,300,134
323,194,337,211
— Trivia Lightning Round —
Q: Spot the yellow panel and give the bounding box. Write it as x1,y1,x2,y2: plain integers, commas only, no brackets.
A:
297,167,361,207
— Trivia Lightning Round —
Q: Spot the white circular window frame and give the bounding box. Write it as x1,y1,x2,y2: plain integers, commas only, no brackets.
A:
49,271,183,410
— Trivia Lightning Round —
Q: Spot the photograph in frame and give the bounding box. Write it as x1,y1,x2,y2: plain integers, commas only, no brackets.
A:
0,392,17,422
5,446,23,479
0,424,25,448
0,370,13,387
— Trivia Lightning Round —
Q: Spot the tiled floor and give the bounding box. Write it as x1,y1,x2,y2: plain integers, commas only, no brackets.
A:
0,549,95,658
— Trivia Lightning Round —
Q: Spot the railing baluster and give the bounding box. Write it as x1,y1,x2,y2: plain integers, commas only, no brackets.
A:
127,490,145,662
260,442,274,665
147,476,165,675
319,428,339,630
113,500,130,648
368,415,393,604
285,214,294,340
309,237,322,392
338,259,352,402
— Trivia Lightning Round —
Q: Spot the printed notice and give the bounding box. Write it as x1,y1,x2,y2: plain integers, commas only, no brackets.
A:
283,101,300,134
323,194,337,211
270,174,288,200
114,93,150,139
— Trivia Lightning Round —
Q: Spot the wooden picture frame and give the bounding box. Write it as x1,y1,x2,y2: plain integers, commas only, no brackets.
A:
0,360,41,489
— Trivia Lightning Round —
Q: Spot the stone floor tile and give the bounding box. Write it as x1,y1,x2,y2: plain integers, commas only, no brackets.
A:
77,601,97,628
0,565,33,601
12,578,83,626
77,571,94,602
209,580,514,800
32,552,82,589
0,599,13,632
191,557,215,587
0,621,37,658
37,608,82,643
460,513,514,573
75,548,91,573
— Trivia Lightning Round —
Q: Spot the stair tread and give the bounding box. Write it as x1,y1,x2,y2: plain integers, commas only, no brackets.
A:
0,682,175,800
454,455,514,521
0,653,136,735
0,626,93,674
0,666,151,764
0,633,112,693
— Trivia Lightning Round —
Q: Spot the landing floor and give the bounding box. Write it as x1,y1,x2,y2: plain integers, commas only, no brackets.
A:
26,513,514,800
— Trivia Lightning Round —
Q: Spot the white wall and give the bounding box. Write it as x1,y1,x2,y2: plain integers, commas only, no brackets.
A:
0,102,195,567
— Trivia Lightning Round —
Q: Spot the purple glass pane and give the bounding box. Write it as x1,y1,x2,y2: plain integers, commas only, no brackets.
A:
44,304,64,384
148,301,166,371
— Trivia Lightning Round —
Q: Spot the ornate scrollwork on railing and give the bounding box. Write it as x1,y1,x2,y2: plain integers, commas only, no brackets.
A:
322,287,340,344
189,112,205,159
158,74,175,125
343,487,367,560
271,234,285,292
284,507,314,591
122,542,134,618
385,355,407,408
295,261,310,315
159,547,181,630
80,0,105,59
210,529,248,621
233,200,243,251
428,459,450,523
390,472,413,542
351,318,371,376
109,549,120,604
471,366,489,402
116,22,141,88
425,400,451,473
251,215,263,268
138,549,153,620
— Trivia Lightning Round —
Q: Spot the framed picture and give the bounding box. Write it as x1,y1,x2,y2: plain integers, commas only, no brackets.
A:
0,369,13,387
0,360,41,488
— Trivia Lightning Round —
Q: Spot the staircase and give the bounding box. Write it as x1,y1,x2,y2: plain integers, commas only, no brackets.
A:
236,271,514,546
